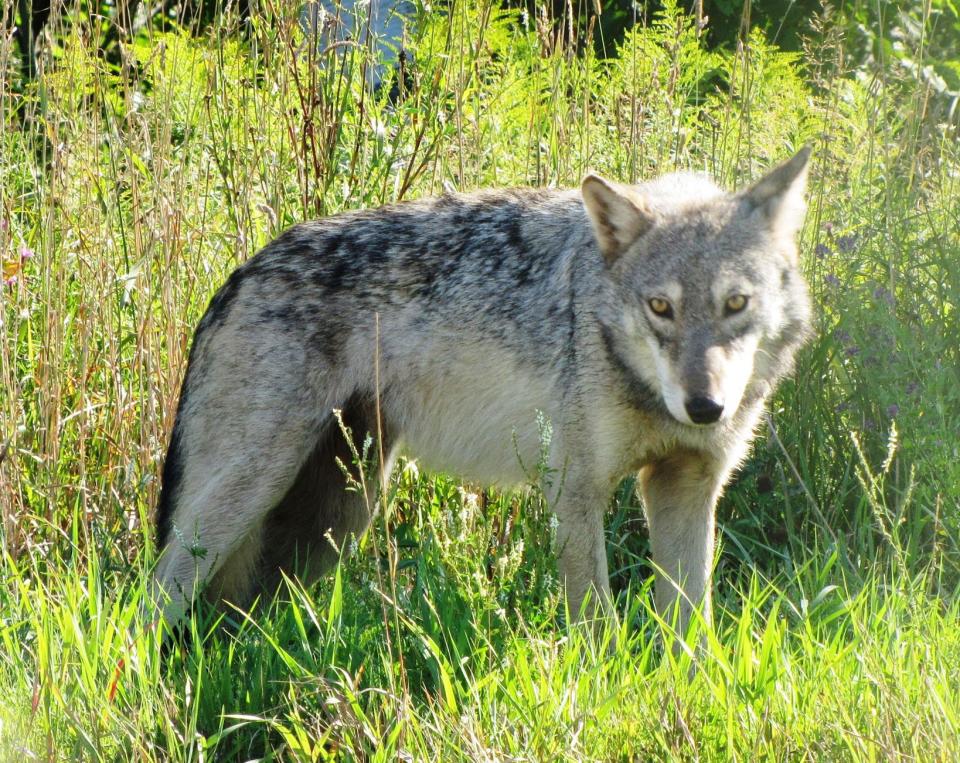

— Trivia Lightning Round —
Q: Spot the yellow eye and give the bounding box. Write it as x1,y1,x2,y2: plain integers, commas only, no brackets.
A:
725,294,748,314
648,297,673,318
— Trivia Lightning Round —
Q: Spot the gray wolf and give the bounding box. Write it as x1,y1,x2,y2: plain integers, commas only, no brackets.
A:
154,148,812,638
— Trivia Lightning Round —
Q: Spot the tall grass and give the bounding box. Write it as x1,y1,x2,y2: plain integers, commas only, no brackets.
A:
1,0,958,758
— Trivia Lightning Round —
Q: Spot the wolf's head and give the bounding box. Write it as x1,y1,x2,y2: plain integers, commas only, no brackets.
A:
582,148,813,427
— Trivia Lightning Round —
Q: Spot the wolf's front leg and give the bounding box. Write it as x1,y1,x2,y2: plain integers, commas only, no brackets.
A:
639,449,727,639
553,480,613,627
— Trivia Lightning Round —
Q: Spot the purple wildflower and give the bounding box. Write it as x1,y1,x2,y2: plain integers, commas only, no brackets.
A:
815,243,830,259
886,404,900,418
824,222,834,235
837,234,857,253
905,381,919,395
825,273,841,287
4,275,17,287
872,286,894,306
19,245,34,261
833,328,852,345
844,345,861,357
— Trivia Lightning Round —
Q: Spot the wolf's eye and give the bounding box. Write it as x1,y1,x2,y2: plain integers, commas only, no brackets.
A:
724,294,749,315
648,297,674,319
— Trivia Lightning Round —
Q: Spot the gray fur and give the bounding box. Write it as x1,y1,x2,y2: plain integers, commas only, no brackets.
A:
154,149,813,638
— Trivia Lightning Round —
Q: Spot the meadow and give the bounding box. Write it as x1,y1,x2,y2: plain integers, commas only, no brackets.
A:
1,1,959,759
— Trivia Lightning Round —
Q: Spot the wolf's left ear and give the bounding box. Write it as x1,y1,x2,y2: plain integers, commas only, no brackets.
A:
582,174,655,265
740,146,812,237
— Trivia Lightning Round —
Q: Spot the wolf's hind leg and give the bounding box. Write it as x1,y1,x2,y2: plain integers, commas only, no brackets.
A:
153,393,323,627
155,465,307,626
255,393,396,596
205,521,267,610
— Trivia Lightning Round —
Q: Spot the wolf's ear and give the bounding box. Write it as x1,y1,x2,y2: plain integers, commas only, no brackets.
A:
740,146,812,237
581,174,654,264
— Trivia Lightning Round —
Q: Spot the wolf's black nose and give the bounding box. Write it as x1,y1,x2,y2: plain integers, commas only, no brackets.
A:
685,397,724,424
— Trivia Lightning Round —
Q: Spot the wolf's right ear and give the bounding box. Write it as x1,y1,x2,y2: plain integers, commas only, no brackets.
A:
581,174,655,264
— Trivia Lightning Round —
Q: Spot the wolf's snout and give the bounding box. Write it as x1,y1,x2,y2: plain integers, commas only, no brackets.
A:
684,396,724,425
